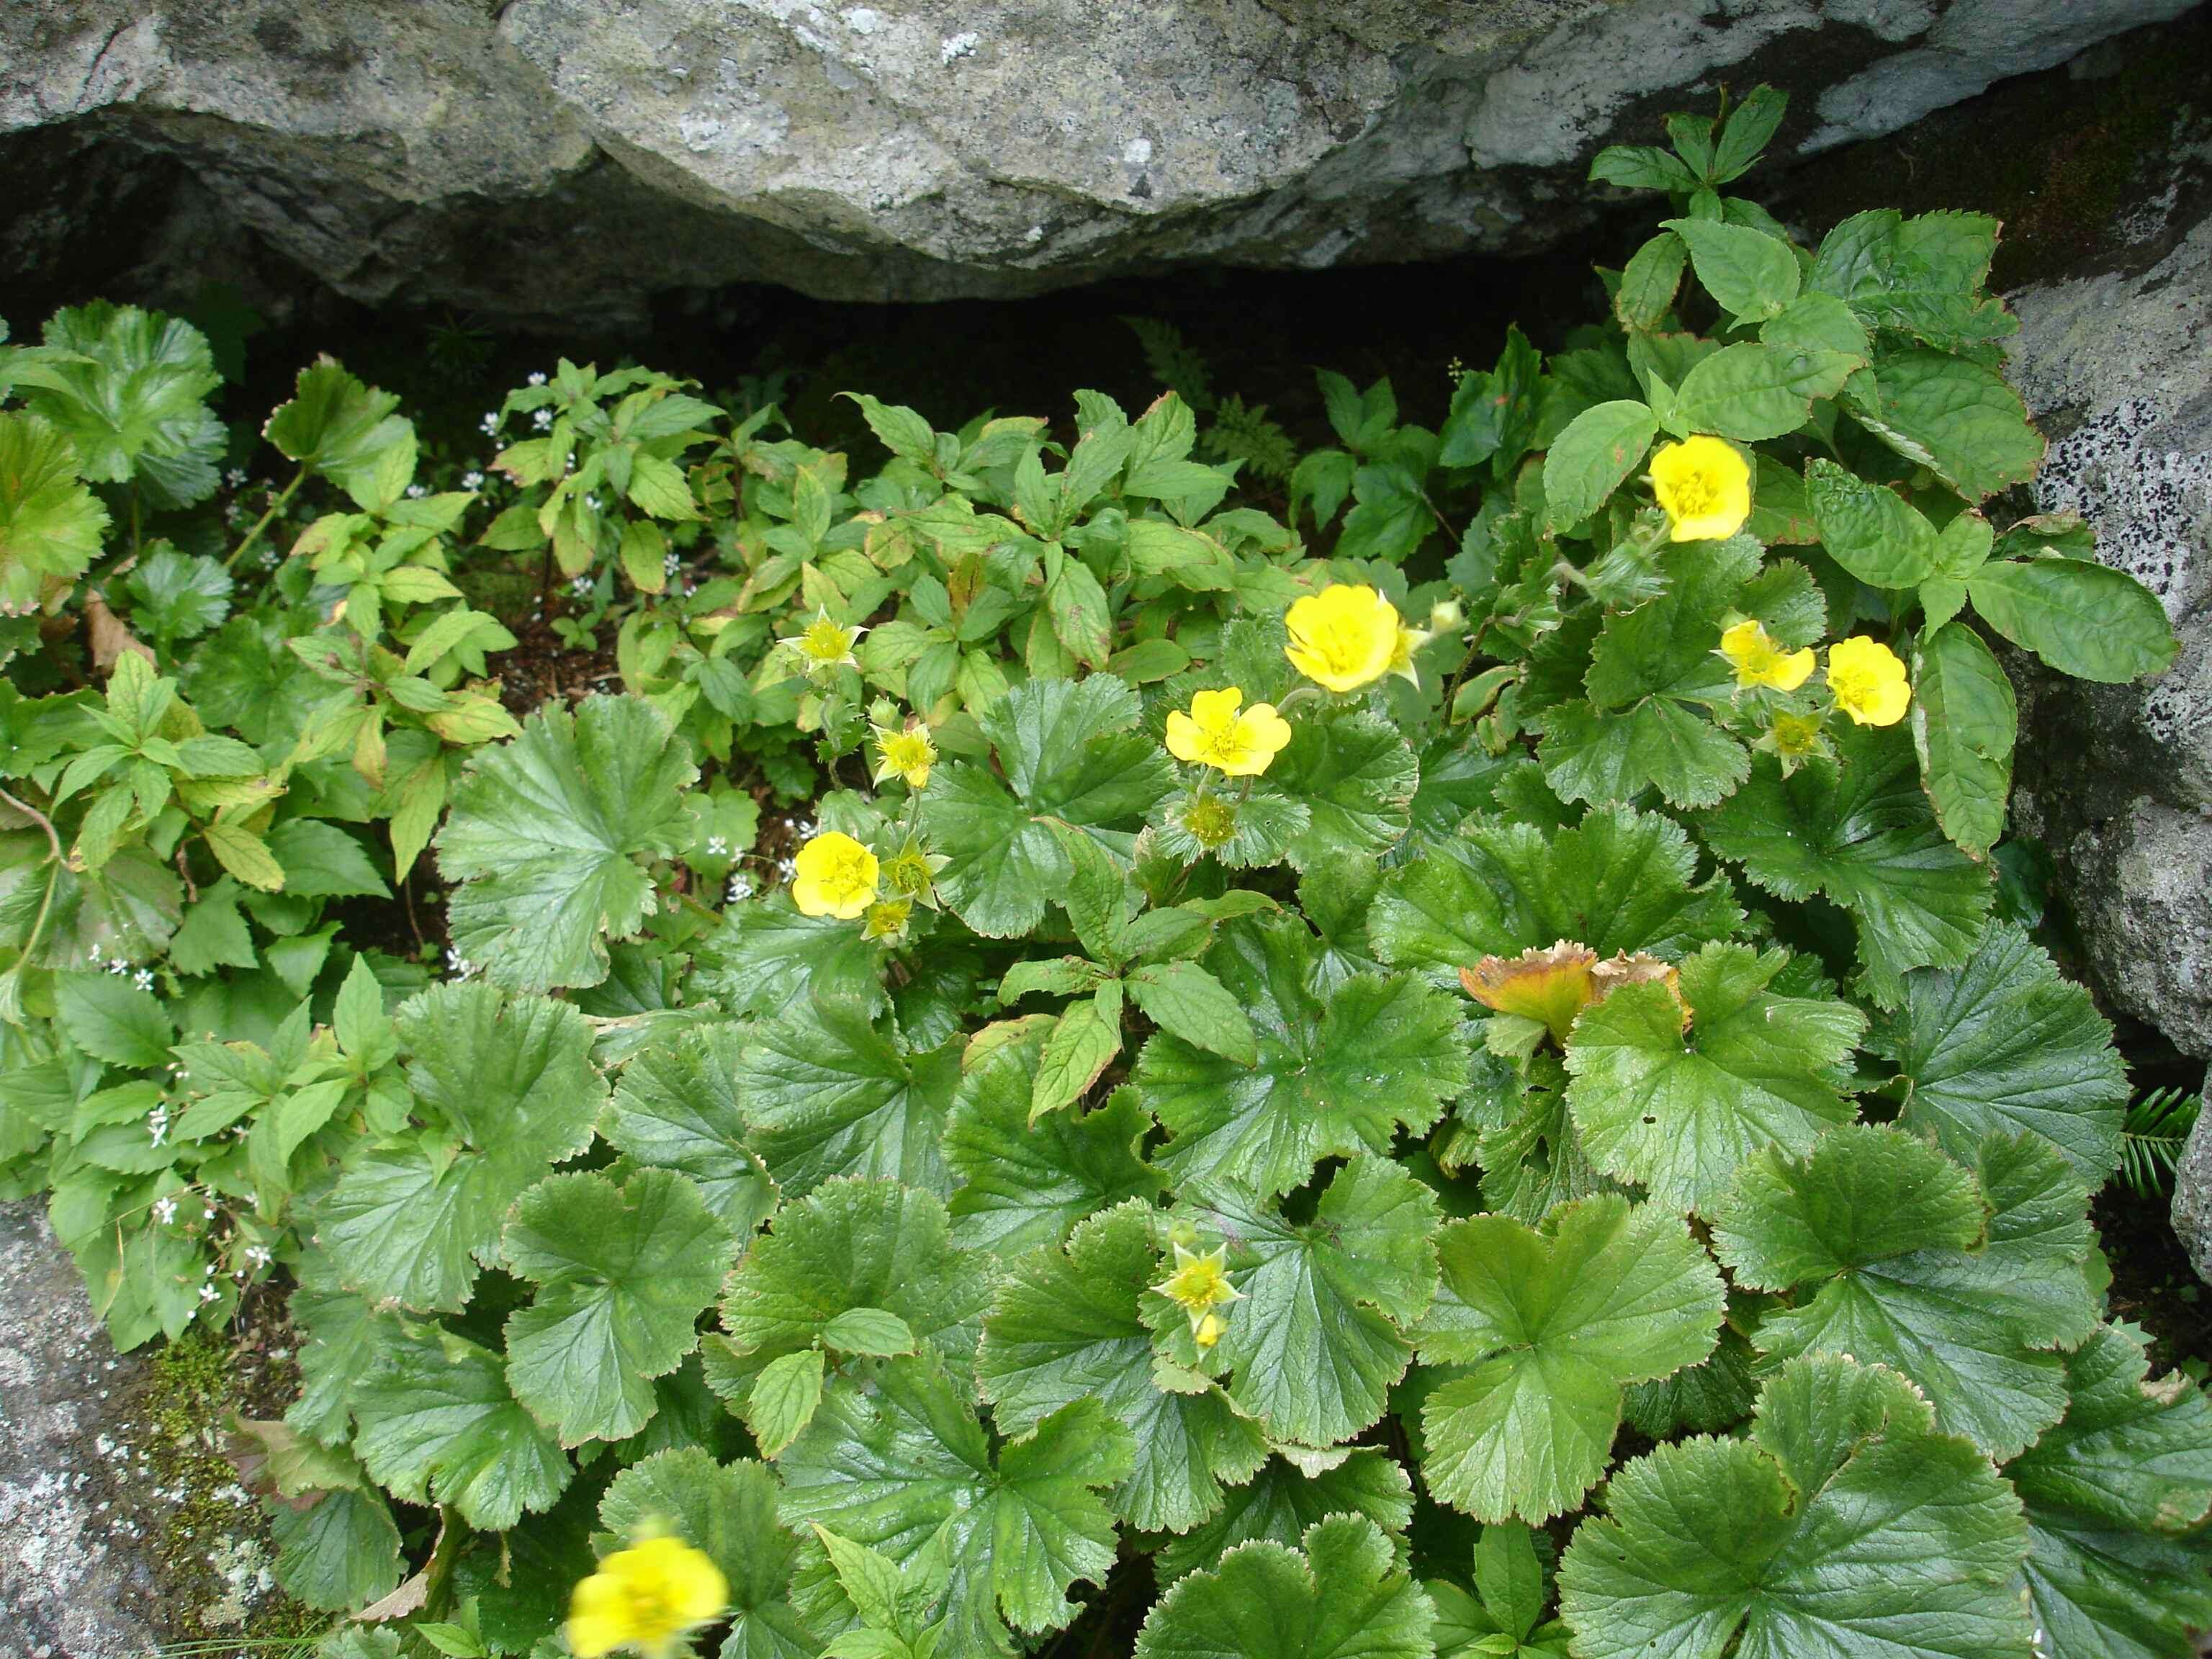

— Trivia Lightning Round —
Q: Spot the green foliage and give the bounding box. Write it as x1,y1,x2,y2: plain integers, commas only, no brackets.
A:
4,81,2206,1659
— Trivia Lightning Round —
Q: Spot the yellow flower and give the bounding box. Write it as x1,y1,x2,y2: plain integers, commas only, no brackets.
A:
790,831,879,919
871,722,936,790
1284,583,1402,692
1156,1241,1240,1343
880,837,948,904
1649,436,1752,543
566,1535,728,1659
1388,622,1435,688
786,607,863,673
1825,636,1912,727
1164,687,1293,778
1717,619,1815,691
862,898,912,941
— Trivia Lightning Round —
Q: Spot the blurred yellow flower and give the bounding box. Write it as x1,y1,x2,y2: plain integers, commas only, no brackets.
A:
1650,436,1751,542
1284,583,1401,692
566,1535,727,1659
791,831,879,919
1826,636,1912,727
1165,686,1293,777
871,722,936,790
786,607,863,673
1388,621,1435,687
1718,619,1815,691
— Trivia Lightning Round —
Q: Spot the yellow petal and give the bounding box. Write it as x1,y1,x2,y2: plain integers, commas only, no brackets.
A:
1164,709,1207,765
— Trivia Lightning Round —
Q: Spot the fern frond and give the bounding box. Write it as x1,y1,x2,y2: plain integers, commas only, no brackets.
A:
1123,315,1213,413
2118,1084,2203,1197
1201,395,1298,485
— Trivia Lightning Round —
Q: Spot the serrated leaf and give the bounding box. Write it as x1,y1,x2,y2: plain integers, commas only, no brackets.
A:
1370,804,1740,979
501,1167,729,1444
1266,708,1419,870
1135,1515,1435,1659
351,1324,571,1530
1808,209,2016,352
54,970,175,1068
316,984,605,1311
2006,1323,2212,1659
1911,622,2015,856
721,1178,991,1393
268,1484,405,1612
1698,721,1992,1004
1164,1158,1439,1449
822,1308,917,1357
436,693,698,992
1031,987,1123,1120
979,1201,1267,1532
1542,402,1658,532
1558,1353,2031,1659
740,1000,959,1200
1663,219,1799,323
265,358,413,508
1152,1450,1414,1583
1135,916,1468,1197
1668,343,1858,443
1564,941,1863,1215
1416,1195,1722,1522
598,1449,819,1659
1966,557,2179,684
943,1028,1164,1256
1715,1124,2098,1459
691,899,888,1022
1125,961,1256,1065
920,676,1173,938
778,1352,1133,1653
0,410,108,613
1869,922,2126,1184
1858,348,2042,502
751,1350,827,1458
605,1020,778,1233
1804,458,1939,588
24,302,223,508
265,819,390,899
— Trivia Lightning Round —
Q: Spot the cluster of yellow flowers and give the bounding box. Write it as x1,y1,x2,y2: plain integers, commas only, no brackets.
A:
1655,436,1913,736
786,718,941,935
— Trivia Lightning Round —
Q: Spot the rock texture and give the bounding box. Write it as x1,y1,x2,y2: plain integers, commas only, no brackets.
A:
2175,1064,2212,1282
3,0,2202,322
0,1199,166,1659
2007,162,2212,1061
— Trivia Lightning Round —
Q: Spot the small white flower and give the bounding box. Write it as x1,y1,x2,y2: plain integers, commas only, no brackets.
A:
726,873,755,904
246,1245,271,1267
107,957,129,976
259,547,279,569
445,945,477,980
202,1206,215,1220
462,469,485,490
153,1197,176,1225
148,1107,169,1148
680,580,696,598
89,943,102,962
706,835,729,857
775,855,798,880
133,968,154,991
405,483,427,500
228,504,250,528
225,467,248,489
664,550,683,575
570,575,593,598
532,408,554,431
584,491,602,511
528,371,547,387
480,412,500,436
198,1283,218,1304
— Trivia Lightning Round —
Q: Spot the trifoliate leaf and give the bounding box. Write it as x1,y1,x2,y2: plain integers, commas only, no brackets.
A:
690,899,889,1021
1134,1514,1435,1659
1149,1449,1414,1583
0,410,108,613
605,1021,778,1233
921,675,1173,937
350,1324,571,1530
2005,1323,2212,1659
1266,707,1420,870
436,693,698,992
778,1352,1135,1653
979,1200,1266,1532
24,302,224,508
316,985,605,1311
598,1449,819,1659
739,999,960,1200
1135,916,1468,1197
1714,1124,2098,1459
1161,1158,1439,1449
1370,804,1740,980
1558,1353,2032,1659
1868,921,2126,1183
943,1027,1164,1256
719,1178,991,1402
1564,941,1863,1214
1698,721,1992,1005
1415,1195,1722,1522
500,1168,730,1445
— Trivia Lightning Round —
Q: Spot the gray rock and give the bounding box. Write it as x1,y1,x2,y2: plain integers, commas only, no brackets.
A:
2007,177,2212,1060
2174,1064,2212,1282
1,0,2199,321
0,1200,163,1659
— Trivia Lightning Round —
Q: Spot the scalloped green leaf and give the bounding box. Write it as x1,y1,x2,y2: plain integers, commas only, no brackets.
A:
1135,1514,1435,1659
739,999,960,1200
606,1020,778,1233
